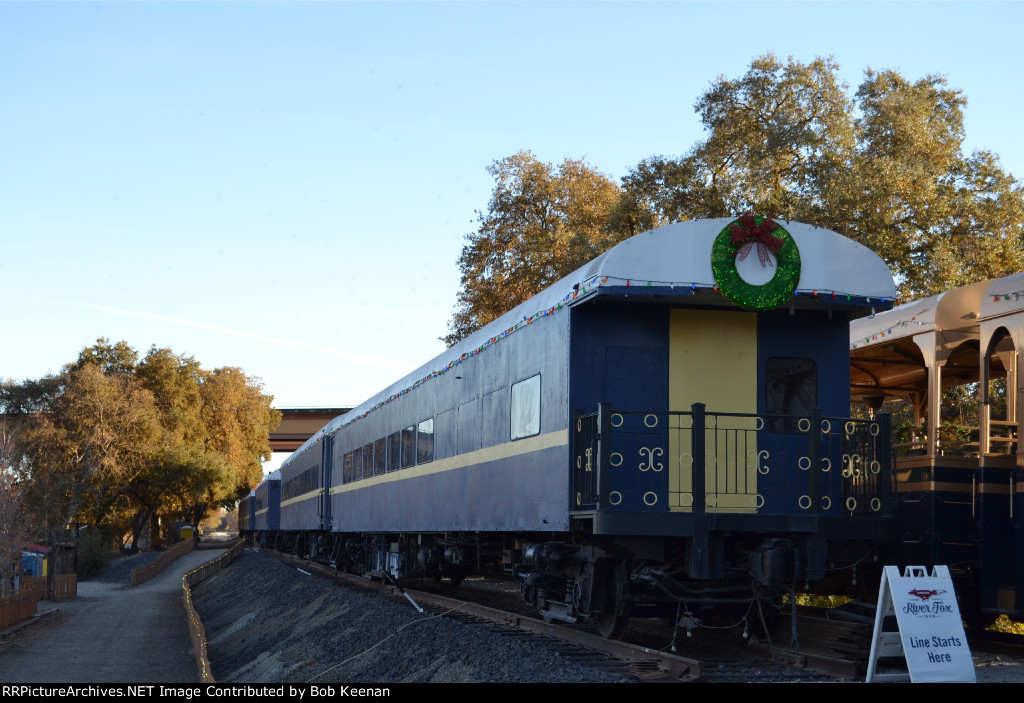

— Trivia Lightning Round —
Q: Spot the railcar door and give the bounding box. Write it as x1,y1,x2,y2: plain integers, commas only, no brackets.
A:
668,308,759,513
320,434,333,531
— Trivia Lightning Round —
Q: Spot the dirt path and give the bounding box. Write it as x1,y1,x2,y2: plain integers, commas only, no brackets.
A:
0,548,228,683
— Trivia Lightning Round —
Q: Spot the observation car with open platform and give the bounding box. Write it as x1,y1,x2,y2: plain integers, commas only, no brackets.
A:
247,216,898,637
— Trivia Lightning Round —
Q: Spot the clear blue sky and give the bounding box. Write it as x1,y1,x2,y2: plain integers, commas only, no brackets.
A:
3,1,1022,471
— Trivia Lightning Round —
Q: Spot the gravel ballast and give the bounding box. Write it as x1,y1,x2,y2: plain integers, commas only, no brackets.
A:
191,549,634,684
87,551,164,585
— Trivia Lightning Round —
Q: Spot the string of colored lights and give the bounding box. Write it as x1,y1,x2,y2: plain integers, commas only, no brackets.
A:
283,274,890,469
990,290,1024,303
850,311,931,350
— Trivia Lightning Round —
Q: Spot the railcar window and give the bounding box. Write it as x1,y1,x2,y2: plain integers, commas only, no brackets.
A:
511,374,541,440
343,452,353,484
362,443,373,479
387,432,400,472
283,464,317,500
374,438,386,476
765,357,817,433
401,425,416,468
417,418,434,464
352,447,363,481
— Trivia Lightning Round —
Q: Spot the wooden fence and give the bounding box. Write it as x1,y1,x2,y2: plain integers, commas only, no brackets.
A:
183,539,245,683
1,571,80,631
20,573,77,601
0,588,40,630
18,576,45,599
129,538,195,588
53,574,77,599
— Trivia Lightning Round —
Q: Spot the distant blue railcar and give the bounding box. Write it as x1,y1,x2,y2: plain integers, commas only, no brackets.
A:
237,491,255,536
253,474,281,543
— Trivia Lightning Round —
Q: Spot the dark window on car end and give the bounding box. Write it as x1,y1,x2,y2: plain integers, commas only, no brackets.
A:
765,357,817,433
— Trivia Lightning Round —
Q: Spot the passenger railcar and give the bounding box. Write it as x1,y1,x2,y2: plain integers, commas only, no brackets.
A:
255,216,898,637
851,271,1024,625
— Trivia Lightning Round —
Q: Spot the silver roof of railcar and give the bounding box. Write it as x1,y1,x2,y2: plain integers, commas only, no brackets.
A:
287,218,895,464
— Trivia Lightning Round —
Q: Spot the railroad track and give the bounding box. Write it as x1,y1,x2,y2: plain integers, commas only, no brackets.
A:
271,551,701,682
268,550,876,682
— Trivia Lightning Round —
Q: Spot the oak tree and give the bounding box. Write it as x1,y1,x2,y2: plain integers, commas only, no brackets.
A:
3,339,280,550
16,361,160,544
618,54,1024,301
444,150,622,345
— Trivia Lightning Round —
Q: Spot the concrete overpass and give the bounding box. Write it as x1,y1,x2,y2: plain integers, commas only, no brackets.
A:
269,407,352,452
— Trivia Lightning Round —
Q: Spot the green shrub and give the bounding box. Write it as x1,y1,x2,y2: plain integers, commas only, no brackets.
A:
77,528,113,578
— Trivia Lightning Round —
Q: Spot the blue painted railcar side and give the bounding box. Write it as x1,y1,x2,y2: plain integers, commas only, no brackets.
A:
279,448,322,534
328,307,570,535
268,218,897,634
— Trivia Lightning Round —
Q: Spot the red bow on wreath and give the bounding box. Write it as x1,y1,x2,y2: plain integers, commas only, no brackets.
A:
729,212,783,268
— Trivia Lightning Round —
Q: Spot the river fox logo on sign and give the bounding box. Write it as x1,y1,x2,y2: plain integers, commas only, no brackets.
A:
907,588,947,601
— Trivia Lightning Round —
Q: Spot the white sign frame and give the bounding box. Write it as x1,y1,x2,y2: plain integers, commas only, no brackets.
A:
866,565,975,683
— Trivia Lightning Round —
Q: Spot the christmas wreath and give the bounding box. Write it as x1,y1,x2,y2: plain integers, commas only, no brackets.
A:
711,213,801,311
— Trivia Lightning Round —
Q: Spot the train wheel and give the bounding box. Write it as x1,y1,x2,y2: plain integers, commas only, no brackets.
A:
595,561,629,639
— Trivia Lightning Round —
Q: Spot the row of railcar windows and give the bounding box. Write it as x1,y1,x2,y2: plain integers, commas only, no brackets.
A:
342,418,434,484
284,466,320,500
335,375,541,486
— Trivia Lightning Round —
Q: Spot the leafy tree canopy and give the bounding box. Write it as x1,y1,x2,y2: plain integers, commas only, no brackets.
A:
1,338,280,548
447,54,1024,337
444,150,621,346
618,54,1024,301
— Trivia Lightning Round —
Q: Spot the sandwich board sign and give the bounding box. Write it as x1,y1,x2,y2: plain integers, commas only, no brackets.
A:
866,565,975,683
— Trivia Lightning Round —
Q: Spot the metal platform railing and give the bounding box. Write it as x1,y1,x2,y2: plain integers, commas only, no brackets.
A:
573,403,891,516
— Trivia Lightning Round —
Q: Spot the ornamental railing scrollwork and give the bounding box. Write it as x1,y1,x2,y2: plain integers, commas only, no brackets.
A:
572,403,892,517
